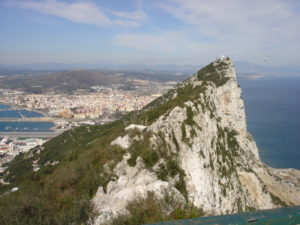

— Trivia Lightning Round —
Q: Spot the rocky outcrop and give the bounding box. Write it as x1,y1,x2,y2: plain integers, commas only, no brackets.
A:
93,154,185,225
92,57,300,224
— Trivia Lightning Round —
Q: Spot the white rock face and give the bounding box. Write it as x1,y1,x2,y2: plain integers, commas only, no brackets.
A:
111,134,131,149
93,154,185,224
125,124,147,132
147,58,270,214
92,57,300,224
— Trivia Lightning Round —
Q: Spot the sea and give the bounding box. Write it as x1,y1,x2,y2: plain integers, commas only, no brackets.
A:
149,206,300,225
0,104,54,132
0,76,299,169
238,76,300,170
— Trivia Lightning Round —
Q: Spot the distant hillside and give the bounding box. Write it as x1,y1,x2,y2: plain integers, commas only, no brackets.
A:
0,70,125,93
235,61,300,76
0,70,189,94
1,60,300,75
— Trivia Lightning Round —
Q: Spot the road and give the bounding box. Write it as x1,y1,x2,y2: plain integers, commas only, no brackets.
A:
0,131,63,138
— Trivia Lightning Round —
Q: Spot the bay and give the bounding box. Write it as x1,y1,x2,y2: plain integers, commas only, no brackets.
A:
0,121,55,132
0,104,54,132
0,109,44,118
0,104,11,110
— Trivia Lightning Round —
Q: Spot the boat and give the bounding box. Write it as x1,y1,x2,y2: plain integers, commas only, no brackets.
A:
247,218,258,223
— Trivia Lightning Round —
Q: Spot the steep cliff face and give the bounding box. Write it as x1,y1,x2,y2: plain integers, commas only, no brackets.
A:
147,58,268,213
92,57,299,224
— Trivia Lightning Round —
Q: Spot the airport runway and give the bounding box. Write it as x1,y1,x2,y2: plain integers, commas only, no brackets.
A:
0,131,63,138
0,117,55,122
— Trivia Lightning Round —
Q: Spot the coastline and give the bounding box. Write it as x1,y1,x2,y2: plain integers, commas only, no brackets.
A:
0,102,58,132
0,101,50,117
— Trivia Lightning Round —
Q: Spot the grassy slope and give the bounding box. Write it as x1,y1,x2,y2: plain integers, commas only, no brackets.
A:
0,121,126,225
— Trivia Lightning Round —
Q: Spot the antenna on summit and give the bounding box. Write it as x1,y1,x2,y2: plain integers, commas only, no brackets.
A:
217,55,229,61
215,55,230,65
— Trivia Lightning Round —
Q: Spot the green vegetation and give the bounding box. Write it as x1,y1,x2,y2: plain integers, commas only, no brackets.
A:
236,198,243,213
269,192,287,207
110,192,204,225
126,129,188,198
172,130,180,152
0,120,126,225
184,106,197,138
246,206,256,212
214,126,240,179
127,136,159,169
181,123,187,141
185,106,195,126
175,171,188,200
197,62,230,87
199,150,205,158
210,126,244,199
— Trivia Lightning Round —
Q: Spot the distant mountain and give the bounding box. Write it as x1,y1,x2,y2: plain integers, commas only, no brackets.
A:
0,69,190,94
0,70,125,93
0,63,200,74
235,61,300,76
0,63,99,71
1,60,299,78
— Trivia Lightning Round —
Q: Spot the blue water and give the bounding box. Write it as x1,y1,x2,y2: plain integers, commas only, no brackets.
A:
0,121,54,132
238,76,300,170
0,108,43,118
0,104,54,132
0,104,11,110
148,206,300,225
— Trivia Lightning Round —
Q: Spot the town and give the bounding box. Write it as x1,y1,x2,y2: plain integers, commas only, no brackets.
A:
0,81,175,121
0,136,47,178
0,80,176,175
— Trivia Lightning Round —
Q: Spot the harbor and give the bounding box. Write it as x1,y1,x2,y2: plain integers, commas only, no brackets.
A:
0,103,58,133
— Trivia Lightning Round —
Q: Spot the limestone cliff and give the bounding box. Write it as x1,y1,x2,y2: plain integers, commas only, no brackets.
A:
92,57,300,224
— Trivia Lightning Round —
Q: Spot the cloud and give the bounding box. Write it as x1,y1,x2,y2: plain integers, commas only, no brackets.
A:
110,8,147,21
157,0,300,45
6,0,147,28
152,0,300,64
112,31,190,52
111,30,233,65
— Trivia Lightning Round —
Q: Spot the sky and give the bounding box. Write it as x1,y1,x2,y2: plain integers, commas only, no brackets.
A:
0,0,300,66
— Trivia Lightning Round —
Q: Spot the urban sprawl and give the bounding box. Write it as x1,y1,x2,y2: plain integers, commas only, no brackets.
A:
0,81,174,175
